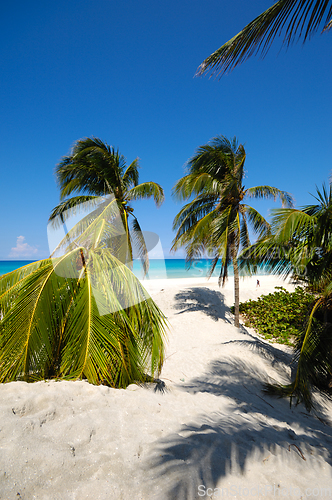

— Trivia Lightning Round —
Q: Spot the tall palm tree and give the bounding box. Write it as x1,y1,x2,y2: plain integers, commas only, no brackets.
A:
172,135,293,327
197,0,332,77
242,184,332,409
49,137,164,274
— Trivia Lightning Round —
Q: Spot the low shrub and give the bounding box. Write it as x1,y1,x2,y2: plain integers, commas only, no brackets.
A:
231,286,316,345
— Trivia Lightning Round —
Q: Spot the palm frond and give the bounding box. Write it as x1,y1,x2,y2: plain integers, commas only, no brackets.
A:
126,182,164,207
239,209,251,249
56,137,126,199
49,195,124,258
196,0,332,77
172,195,217,233
172,173,220,201
172,207,219,256
246,185,294,207
270,207,315,243
264,297,332,410
243,205,271,239
48,195,101,227
323,16,332,29
122,159,140,189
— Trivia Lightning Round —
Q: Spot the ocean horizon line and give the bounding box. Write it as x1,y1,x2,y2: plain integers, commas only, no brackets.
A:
0,258,270,280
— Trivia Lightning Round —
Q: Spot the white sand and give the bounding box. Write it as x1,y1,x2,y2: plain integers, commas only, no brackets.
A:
1,275,332,500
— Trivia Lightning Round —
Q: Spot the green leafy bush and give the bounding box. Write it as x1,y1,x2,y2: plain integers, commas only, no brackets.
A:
231,286,316,345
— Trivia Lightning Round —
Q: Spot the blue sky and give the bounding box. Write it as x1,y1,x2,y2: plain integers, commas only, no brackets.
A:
0,0,331,260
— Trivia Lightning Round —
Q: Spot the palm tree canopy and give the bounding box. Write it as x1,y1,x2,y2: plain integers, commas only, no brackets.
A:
49,137,164,275
197,0,332,77
241,184,332,286
51,137,164,214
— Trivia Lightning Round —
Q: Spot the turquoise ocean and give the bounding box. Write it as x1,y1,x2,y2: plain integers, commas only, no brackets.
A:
0,259,268,280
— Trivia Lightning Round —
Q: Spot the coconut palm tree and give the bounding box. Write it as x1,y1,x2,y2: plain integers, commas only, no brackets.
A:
172,135,293,327
0,195,167,386
49,137,164,274
242,184,332,409
0,137,167,387
197,0,332,77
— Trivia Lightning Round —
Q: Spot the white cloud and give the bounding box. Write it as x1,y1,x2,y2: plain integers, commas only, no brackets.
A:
9,236,39,258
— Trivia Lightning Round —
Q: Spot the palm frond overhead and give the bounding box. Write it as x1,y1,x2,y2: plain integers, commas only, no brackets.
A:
197,0,332,77
172,195,217,235
172,173,220,201
270,207,315,242
49,196,124,258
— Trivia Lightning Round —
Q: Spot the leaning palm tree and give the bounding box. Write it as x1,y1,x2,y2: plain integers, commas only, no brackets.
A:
172,135,293,327
197,0,332,77
49,137,164,274
0,194,167,386
241,184,332,410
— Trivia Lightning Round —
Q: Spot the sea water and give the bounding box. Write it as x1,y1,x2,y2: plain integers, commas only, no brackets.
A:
0,259,268,280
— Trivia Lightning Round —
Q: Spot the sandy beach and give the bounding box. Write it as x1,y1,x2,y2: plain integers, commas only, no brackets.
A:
1,275,332,500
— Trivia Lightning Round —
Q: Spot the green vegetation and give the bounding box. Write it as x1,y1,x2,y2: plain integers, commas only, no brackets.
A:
231,286,316,346
172,135,292,328
241,185,332,410
0,138,167,387
0,255,166,386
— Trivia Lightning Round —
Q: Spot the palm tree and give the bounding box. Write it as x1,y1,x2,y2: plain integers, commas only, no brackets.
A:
172,135,293,327
0,137,167,387
242,184,332,409
49,137,164,274
0,195,167,386
197,0,332,77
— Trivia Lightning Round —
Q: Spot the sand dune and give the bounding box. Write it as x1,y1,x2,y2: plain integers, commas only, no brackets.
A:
1,276,332,499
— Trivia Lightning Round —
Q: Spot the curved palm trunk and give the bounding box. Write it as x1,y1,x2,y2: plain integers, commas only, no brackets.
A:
233,254,240,328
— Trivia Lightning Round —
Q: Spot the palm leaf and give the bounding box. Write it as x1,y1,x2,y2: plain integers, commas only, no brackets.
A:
270,207,315,242
243,205,271,239
197,0,332,77
122,159,140,189
48,195,101,227
172,173,221,201
246,185,294,207
264,297,332,410
126,181,164,206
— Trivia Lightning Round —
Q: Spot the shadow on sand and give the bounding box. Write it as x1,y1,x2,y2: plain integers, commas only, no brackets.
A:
173,287,230,323
144,327,332,499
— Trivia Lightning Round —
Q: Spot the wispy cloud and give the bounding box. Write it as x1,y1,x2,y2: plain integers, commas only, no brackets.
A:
9,236,39,258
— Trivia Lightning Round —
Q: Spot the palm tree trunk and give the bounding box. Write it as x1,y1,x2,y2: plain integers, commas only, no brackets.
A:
233,255,240,328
